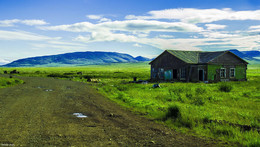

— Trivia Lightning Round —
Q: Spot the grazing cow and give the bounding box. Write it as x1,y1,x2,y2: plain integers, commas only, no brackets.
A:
10,70,19,74
4,70,8,74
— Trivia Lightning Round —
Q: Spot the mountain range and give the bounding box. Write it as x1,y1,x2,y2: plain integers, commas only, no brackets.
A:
2,51,151,67
2,49,259,67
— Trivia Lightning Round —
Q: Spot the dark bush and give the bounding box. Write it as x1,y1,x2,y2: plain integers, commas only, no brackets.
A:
195,87,206,95
163,105,181,120
63,72,74,76
47,73,69,78
219,83,233,92
192,96,205,106
202,115,212,124
179,118,194,128
34,71,41,74
186,93,193,99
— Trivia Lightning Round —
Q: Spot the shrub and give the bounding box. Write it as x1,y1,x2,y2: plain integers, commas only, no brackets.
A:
163,105,181,121
15,80,20,83
192,96,205,106
185,93,193,99
179,117,194,128
202,114,212,124
219,83,233,92
195,87,206,95
212,126,234,137
116,85,128,91
47,73,69,78
168,87,184,96
35,71,41,74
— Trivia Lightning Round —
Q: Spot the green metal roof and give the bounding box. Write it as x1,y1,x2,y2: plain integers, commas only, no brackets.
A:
167,50,200,63
150,50,248,64
166,50,228,64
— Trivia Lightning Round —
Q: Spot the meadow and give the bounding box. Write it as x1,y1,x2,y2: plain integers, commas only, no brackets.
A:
0,62,259,146
0,76,23,88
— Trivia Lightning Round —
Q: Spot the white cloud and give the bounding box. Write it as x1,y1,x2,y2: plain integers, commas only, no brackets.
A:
248,25,260,32
249,25,260,29
0,58,11,65
75,31,137,43
0,30,54,40
99,18,111,22
157,35,174,38
125,8,260,23
38,9,260,52
86,15,112,22
0,19,20,27
40,20,203,33
86,15,103,20
0,19,48,27
133,43,142,47
205,24,226,30
200,31,239,39
39,22,95,32
20,20,48,26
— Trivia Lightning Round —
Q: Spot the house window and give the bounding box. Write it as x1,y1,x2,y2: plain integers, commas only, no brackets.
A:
180,68,186,79
220,68,226,78
230,68,235,78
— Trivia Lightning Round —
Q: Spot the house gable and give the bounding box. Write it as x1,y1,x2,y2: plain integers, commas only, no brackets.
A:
209,51,248,65
150,50,187,69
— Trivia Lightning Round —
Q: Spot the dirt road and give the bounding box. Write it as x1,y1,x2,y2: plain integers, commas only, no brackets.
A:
0,76,225,146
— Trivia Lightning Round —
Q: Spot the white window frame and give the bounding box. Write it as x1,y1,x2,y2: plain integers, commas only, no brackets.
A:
220,68,226,78
230,68,235,78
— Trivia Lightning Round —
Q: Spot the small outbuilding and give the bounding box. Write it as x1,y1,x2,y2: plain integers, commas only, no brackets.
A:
149,50,248,82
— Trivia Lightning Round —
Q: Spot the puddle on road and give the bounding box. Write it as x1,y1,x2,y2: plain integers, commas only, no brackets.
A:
45,89,53,92
36,86,53,92
73,113,88,118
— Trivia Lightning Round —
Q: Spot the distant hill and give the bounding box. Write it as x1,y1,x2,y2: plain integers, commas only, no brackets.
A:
241,50,260,59
134,56,151,61
3,51,151,67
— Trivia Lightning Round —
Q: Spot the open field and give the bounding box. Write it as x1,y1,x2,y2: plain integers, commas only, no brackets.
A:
0,77,23,88
0,62,259,146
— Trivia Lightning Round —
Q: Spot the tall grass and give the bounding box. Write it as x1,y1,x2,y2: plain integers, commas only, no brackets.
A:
0,77,23,88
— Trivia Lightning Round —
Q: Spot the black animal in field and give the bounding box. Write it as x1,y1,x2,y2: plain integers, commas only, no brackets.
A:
10,70,20,74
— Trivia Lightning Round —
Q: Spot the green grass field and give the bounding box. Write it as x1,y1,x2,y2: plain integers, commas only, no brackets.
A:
0,62,259,146
0,77,23,88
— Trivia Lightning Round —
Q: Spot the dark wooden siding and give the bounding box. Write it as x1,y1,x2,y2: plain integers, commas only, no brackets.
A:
150,51,187,80
151,51,187,69
187,65,207,82
209,52,246,65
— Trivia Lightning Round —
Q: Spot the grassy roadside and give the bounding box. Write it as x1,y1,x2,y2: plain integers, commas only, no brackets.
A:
0,77,24,88
0,63,259,146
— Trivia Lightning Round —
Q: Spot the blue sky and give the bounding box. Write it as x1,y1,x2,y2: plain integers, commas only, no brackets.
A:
0,0,260,64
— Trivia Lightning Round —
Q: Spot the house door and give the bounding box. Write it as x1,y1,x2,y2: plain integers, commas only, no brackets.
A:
199,69,204,81
173,69,178,79
164,70,173,80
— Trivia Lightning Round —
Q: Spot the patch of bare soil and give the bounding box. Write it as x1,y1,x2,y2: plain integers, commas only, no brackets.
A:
0,76,230,146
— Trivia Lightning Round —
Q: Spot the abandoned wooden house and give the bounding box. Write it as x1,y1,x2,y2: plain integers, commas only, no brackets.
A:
149,50,248,82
